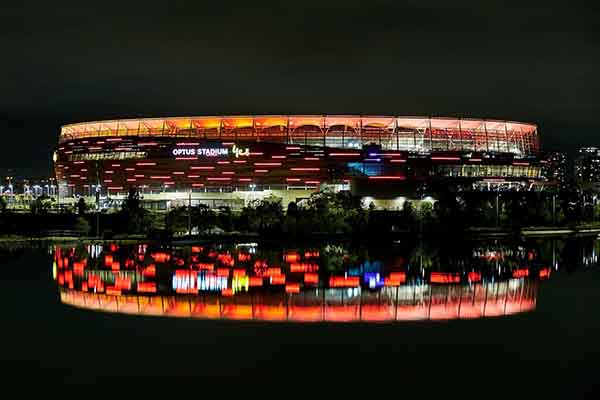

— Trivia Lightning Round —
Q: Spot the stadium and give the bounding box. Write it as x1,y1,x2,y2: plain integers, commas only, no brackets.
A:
55,115,542,209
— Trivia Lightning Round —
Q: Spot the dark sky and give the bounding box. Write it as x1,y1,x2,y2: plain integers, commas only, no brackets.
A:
1,0,599,177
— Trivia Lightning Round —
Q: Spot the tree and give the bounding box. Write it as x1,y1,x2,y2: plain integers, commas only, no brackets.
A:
118,187,152,234
77,197,87,215
73,217,90,236
30,195,53,215
0,196,6,212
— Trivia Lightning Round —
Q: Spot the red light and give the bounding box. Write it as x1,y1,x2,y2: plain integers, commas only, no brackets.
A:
390,159,407,163
384,272,406,286
151,252,171,263
513,268,529,278
468,271,482,282
254,162,281,166
539,267,551,280
304,251,319,258
267,267,281,276
329,276,359,287
143,265,156,277
137,282,157,293
190,166,215,170
284,252,299,262
104,254,113,267
115,276,131,290
249,276,263,286
285,283,300,293
304,273,319,285
233,269,246,277
430,272,460,283
221,288,234,297
105,286,121,296
270,275,286,285
216,268,230,277
290,263,319,273
197,263,214,270
136,162,156,166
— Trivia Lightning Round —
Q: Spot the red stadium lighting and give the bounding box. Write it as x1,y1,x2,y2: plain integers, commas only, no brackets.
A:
513,269,529,278
329,276,360,287
430,272,460,284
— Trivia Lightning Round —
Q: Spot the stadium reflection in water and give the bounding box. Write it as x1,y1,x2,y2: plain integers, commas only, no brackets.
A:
54,242,544,322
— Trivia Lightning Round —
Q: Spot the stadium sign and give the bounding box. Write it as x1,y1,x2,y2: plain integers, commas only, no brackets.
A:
171,144,250,158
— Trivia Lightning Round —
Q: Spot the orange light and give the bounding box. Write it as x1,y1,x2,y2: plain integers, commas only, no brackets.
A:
430,272,460,283
513,268,529,278
285,283,300,293
270,275,286,285
283,252,299,263
468,271,482,282
249,276,263,286
304,273,319,285
329,276,360,287
143,265,156,277
539,267,551,280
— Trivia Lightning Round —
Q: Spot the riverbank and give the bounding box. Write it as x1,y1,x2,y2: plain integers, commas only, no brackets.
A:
2,224,600,244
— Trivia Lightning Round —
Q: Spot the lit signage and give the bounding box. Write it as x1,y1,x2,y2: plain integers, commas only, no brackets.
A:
171,144,250,158
232,145,250,158
172,148,228,157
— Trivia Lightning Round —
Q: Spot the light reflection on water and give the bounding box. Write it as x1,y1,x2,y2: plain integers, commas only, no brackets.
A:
52,238,593,322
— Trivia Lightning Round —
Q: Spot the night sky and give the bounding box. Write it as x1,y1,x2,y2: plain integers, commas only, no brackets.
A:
2,0,599,177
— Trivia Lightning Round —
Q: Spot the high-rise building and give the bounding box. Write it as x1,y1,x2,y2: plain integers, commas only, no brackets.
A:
576,147,600,182
575,147,600,190
540,151,568,189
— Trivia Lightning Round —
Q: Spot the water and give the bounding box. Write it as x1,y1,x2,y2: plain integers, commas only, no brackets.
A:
2,238,600,397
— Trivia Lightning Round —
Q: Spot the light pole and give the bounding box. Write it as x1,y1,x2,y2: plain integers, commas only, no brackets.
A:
552,193,557,225
495,189,500,228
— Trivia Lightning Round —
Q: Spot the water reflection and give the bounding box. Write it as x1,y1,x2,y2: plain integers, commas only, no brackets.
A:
51,239,566,322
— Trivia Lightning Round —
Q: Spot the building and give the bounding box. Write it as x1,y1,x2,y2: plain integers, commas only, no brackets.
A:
575,147,600,191
55,115,542,209
540,151,568,189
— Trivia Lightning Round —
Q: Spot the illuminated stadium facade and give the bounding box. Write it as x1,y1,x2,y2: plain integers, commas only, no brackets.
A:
55,115,542,209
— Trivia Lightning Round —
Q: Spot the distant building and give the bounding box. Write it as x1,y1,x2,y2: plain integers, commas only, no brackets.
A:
575,147,600,191
540,151,568,189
